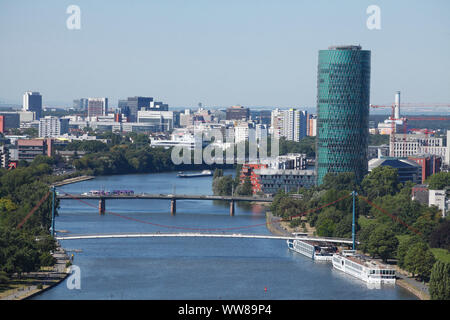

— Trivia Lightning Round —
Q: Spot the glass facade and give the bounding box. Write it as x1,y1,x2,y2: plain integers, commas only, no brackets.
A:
316,45,371,185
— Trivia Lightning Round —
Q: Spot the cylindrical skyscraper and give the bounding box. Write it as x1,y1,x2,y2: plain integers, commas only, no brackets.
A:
316,45,371,185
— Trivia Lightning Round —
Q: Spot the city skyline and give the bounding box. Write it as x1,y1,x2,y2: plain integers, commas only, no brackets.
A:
1,1,450,108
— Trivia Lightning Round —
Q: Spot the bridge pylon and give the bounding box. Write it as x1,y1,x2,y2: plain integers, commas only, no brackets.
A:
171,199,176,215
230,200,235,216
99,198,105,215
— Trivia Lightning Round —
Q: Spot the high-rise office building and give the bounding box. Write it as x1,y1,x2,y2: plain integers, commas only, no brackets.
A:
73,98,89,111
118,97,169,122
316,45,371,185
226,105,250,121
87,98,108,118
23,91,42,120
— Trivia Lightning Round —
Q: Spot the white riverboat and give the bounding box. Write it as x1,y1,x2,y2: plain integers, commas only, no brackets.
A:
287,237,337,261
177,170,213,178
332,250,396,284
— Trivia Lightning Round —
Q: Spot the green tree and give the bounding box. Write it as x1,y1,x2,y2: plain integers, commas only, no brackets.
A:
429,261,450,300
430,220,450,250
361,166,400,199
425,172,450,190
366,224,399,261
236,176,253,196
212,175,234,196
213,168,223,179
321,172,356,192
404,242,436,281
411,212,439,243
316,218,336,237
357,222,378,254
397,235,422,269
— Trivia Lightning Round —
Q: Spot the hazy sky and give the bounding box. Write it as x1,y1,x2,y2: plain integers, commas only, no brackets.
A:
1,0,449,109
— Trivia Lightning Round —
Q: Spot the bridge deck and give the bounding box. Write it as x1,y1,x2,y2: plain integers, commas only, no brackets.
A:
57,194,274,202
55,232,357,244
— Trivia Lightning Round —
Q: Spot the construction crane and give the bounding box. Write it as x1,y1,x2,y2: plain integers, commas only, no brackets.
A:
370,91,450,157
401,118,449,156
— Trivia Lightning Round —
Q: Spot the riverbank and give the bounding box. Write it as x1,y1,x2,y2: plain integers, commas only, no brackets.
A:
265,211,291,237
265,211,428,300
0,244,70,300
393,265,430,300
52,175,94,187
265,211,315,236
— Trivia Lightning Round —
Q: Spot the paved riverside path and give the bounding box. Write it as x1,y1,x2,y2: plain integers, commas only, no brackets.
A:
0,246,70,300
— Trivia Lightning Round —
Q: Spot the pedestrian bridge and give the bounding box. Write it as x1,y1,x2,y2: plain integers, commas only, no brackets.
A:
55,232,357,244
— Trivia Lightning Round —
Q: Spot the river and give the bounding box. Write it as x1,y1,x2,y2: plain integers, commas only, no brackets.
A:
33,170,416,300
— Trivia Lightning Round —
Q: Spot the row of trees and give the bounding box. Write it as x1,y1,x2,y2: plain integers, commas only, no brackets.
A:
0,161,58,281
270,168,450,295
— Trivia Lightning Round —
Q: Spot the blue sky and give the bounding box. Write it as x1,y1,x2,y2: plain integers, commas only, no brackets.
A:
0,0,449,110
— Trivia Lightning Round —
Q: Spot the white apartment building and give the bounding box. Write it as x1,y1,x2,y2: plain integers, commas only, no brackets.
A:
270,108,284,139
270,108,307,142
137,110,174,132
234,122,250,143
390,132,449,164
429,189,448,217
38,116,69,138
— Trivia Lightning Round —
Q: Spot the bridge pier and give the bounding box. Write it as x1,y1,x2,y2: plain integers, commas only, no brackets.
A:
171,199,176,215
230,200,235,216
99,198,105,215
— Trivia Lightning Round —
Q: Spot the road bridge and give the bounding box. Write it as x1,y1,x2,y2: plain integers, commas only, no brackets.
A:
57,193,274,216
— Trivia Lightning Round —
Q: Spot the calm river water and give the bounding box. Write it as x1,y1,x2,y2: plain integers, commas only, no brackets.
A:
34,170,416,300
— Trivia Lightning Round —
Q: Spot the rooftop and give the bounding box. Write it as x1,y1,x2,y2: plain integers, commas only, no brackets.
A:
328,45,362,50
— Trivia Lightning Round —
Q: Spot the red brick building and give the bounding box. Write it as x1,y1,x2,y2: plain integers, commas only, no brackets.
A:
17,138,53,161
240,163,268,194
408,155,441,183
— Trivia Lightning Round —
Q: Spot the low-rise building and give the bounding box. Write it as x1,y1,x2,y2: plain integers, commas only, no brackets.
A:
17,138,52,161
0,112,20,133
255,168,316,195
408,155,441,183
368,157,422,184
429,189,448,217
240,154,312,194
412,184,449,217
368,144,389,160
0,145,9,168
137,110,174,132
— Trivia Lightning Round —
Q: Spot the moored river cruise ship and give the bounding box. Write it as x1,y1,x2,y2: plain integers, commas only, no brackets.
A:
287,236,337,261
332,250,396,284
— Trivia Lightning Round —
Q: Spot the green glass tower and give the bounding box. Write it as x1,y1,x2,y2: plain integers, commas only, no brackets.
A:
316,45,371,185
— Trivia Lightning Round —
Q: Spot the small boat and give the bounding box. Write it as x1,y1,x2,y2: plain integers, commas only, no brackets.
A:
177,170,213,178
